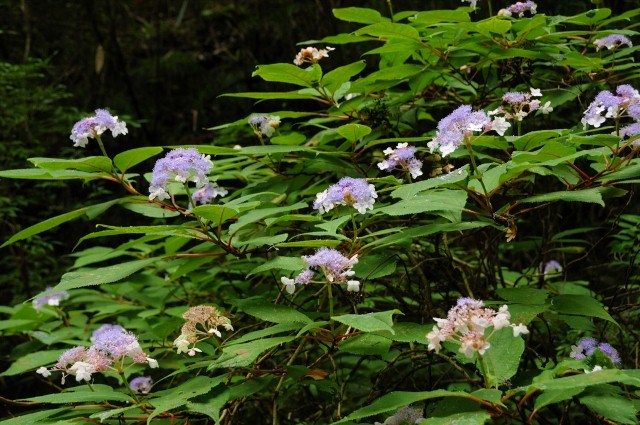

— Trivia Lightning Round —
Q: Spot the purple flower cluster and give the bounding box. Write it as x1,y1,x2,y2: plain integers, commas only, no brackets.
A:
540,260,562,275
32,287,69,311
248,115,281,138
427,105,491,157
148,148,214,201
281,248,359,294
490,87,551,125
129,376,153,394
582,85,640,141
313,177,378,214
593,34,633,51
502,1,537,17
570,337,621,365
377,143,423,179
37,324,158,384
426,297,528,358
70,109,128,147
191,182,228,206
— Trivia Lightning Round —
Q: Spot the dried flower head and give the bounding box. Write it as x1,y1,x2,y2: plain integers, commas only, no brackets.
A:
293,46,335,66
70,109,128,147
313,177,378,214
174,305,233,356
426,298,528,358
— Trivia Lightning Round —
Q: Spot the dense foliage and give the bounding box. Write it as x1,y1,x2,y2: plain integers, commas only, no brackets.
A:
1,1,640,424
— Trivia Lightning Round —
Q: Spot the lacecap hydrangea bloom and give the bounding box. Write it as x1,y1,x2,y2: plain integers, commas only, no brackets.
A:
129,376,153,394
428,105,511,157
501,1,537,17
148,148,213,201
570,337,621,365
313,177,378,214
32,287,69,311
426,298,529,358
293,46,335,66
490,87,552,123
174,305,233,356
593,34,633,51
281,248,360,294
248,115,281,138
191,182,228,206
36,324,157,384
582,84,640,130
70,109,128,147
377,143,423,179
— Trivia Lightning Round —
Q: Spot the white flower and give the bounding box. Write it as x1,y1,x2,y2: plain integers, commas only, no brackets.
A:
147,357,159,368
585,365,603,374
540,101,553,114
188,347,203,357
208,328,222,338
492,305,511,330
223,323,234,332
149,186,170,201
281,276,296,294
427,326,445,352
174,336,191,354
69,361,93,382
530,87,542,97
346,280,360,292
512,324,529,337
111,119,128,137
491,116,511,136
36,366,51,377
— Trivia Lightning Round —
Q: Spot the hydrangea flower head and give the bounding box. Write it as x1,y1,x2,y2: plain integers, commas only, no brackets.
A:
593,34,633,51
540,260,562,275
191,182,228,205
149,148,213,201
32,287,69,311
426,298,528,358
378,143,423,179
502,1,537,17
313,177,378,214
129,376,153,394
174,305,233,356
620,123,640,142
293,46,335,66
70,109,128,147
582,85,640,130
281,248,359,294
427,105,491,156
493,88,549,122
570,337,621,366
249,115,281,138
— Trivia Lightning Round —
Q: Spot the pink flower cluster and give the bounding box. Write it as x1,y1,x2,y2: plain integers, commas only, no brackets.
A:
426,298,528,358
36,324,158,384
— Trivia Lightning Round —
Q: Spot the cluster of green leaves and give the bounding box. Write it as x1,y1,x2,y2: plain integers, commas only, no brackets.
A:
1,2,640,425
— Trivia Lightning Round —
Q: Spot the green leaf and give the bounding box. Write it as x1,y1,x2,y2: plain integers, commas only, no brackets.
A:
339,333,392,356
221,91,321,100
252,63,322,87
1,200,118,248
334,390,470,423
247,256,305,276
391,168,468,199
332,7,388,24
377,189,467,221
23,384,132,403
412,10,470,25
232,298,312,324
1,350,65,376
580,387,638,424
496,288,548,305
209,336,296,369
378,322,430,344
420,411,491,425
520,188,605,207
46,258,158,292
355,22,420,41
476,18,512,35
529,369,640,392
479,327,525,387
113,147,164,172
148,376,226,424
121,201,181,218
0,168,99,180
365,221,490,250
276,239,342,248
28,156,113,172
550,294,616,324
192,204,239,225
270,132,307,146
336,123,372,143
0,408,67,425
228,202,307,234
332,310,401,334
322,60,367,91
534,387,583,410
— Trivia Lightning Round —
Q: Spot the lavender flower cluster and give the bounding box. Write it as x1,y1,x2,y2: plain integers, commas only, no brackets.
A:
70,109,128,148
427,105,494,157
490,87,552,123
36,324,157,384
501,1,537,17
173,305,233,356
129,376,153,394
313,177,378,214
377,143,423,179
582,84,640,141
281,248,360,294
570,337,621,366
32,287,69,311
593,34,633,51
426,298,529,358
148,148,225,205
249,115,281,138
